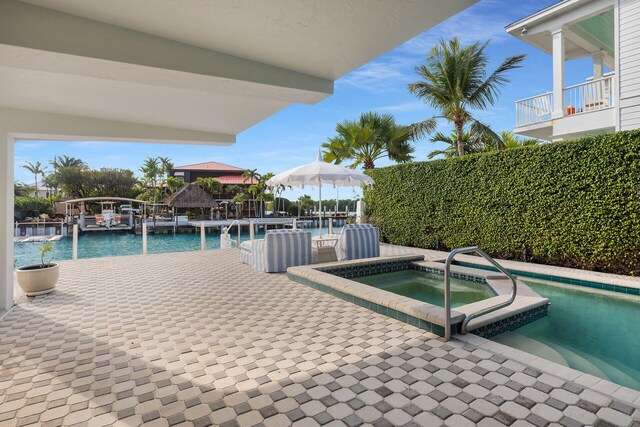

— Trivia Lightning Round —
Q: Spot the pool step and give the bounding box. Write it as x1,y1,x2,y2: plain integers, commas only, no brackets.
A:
492,332,568,366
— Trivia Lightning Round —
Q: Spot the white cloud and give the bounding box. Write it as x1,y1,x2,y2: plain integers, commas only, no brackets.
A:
376,101,426,113
338,0,552,93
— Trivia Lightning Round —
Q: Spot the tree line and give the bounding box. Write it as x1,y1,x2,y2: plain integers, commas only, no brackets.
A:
322,38,537,168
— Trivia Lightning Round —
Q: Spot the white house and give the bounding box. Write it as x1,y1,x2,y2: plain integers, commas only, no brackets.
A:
507,0,640,141
0,0,476,310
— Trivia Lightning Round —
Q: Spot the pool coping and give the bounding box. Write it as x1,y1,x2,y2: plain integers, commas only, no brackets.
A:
380,244,640,295
287,255,549,337
456,333,640,408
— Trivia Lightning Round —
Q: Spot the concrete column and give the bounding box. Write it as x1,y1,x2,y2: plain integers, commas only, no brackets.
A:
552,28,565,118
1,133,14,310
592,51,605,79
356,199,365,225
72,224,78,260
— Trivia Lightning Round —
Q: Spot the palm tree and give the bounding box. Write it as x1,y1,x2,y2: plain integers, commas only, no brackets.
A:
322,112,414,169
242,168,260,217
232,192,249,219
166,177,186,194
22,161,47,197
258,173,274,218
140,157,162,214
408,38,525,156
158,157,174,181
50,155,85,170
500,131,540,149
427,130,488,159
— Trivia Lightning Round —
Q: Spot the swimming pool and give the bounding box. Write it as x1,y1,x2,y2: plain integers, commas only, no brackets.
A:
492,277,640,391
13,227,324,266
352,269,496,308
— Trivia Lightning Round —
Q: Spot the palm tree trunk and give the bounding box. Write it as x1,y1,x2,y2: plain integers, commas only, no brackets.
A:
456,121,465,157
34,175,38,198
363,158,375,169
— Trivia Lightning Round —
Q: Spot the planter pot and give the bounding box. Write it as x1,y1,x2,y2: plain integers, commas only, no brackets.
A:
15,263,59,296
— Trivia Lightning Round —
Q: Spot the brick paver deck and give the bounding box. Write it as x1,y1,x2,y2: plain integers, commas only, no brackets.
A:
1,250,639,426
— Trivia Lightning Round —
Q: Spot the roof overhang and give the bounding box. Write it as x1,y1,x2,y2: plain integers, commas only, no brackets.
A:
506,0,615,67
0,0,476,145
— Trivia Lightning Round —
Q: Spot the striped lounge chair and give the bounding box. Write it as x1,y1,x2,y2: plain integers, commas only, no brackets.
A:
240,229,312,273
335,224,380,261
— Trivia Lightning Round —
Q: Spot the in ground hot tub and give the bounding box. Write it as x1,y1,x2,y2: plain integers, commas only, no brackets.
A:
287,255,549,338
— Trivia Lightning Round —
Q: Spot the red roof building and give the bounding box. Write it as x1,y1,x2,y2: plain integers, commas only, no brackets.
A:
172,161,257,185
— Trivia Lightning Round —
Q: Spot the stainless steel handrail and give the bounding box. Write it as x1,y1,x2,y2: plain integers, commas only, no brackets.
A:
222,220,242,248
444,246,518,341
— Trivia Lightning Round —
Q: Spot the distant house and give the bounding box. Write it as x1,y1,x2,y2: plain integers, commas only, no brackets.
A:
507,0,640,141
171,161,259,218
171,161,258,186
34,186,55,198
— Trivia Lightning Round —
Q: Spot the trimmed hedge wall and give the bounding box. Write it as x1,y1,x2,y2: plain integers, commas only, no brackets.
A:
364,130,640,275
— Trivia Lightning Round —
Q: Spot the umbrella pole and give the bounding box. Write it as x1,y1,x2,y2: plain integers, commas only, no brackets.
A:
318,180,322,237
319,181,322,237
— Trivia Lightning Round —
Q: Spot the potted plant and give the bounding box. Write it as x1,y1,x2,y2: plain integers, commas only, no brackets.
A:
15,243,59,296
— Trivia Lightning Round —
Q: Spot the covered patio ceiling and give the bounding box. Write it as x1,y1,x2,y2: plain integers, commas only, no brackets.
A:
0,0,476,144
506,0,615,69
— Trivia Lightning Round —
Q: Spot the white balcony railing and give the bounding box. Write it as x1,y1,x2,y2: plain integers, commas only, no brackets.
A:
515,92,553,127
515,74,615,127
563,75,614,117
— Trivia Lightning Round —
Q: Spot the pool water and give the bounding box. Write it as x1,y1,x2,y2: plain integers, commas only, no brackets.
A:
13,227,324,267
493,278,640,391
353,270,495,308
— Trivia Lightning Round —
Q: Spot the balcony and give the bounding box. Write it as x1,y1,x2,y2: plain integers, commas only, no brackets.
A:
514,74,615,140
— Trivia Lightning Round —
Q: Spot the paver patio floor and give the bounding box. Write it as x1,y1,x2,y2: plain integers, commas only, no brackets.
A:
1,250,639,426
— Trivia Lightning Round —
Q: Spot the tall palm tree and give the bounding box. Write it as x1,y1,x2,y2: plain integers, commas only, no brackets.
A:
408,38,525,156
140,157,162,214
242,168,260,217
322,112,414,169
158,157,174,181
258,173,274,218
22,161,47,197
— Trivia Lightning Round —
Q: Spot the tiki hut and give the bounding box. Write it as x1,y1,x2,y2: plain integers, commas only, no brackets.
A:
163,183,219,209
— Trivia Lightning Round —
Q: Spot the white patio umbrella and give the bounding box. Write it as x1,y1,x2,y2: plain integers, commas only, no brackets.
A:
266,152,374,235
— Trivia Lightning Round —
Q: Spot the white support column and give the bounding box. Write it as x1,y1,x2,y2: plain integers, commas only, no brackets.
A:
200,222,206,251
592,51,605,79
1,133,15,311
142,222,148,255
72,224,78,260
552,28,566,118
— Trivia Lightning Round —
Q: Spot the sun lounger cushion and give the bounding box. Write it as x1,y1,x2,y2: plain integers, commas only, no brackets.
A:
240,229,312,273
335,224,380,261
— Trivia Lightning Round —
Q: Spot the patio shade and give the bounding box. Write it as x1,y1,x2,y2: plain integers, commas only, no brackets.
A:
266,152,374,234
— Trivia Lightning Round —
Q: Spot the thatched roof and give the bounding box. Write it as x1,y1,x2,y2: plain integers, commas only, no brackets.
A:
163,183,219,208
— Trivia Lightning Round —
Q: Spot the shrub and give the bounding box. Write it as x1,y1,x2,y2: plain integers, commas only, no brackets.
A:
14,197,54,219
364,130,640,275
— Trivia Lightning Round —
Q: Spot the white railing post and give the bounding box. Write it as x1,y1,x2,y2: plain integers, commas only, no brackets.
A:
292,218,297,230
72,224,78,260
237,223,241,248
328,218,333,235
142,222,148,255
200,222,206,251
250,221,255,240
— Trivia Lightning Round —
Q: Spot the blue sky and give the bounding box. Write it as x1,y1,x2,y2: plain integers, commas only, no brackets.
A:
15,0,595,200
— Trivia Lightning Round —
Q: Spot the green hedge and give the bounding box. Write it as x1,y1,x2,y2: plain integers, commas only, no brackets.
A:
364,130,640,275
14,196,53,219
